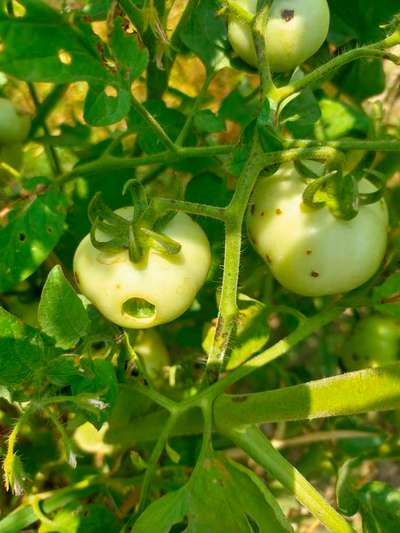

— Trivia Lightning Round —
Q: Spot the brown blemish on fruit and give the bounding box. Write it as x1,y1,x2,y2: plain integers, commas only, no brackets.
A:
266,254,272,263
306,250,312,256
261,211,265,217
74,271,80,285
281,9,295,22
311,271,320,278
275,208,282,215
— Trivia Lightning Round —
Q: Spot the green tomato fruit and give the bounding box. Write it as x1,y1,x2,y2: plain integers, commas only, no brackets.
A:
0,143,23,180
134,329,170,387
0,98,31,144
74,209,211,328
228,0,330,72
247,163,389,297
342,316,399,371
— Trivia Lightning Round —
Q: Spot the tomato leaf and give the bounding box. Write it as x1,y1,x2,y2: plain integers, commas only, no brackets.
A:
179,0,230,72
0,0,137,125
358,481,400,533
133,453,293,532
38,265,89,349
0,307,49,387
0,186,67,292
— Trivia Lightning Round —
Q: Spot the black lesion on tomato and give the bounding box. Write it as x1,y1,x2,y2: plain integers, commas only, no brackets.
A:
275,208,283,215
311,271,320,278
281,9,295,22
306,250,312,256
250,204,256,215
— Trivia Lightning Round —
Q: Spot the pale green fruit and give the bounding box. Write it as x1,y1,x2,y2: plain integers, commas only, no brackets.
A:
228,0,330,72
74,209,211,328
247,163,388,296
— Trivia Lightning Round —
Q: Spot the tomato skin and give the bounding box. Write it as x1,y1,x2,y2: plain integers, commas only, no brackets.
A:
0,98,30,144
342,316,399,371
73,209,211,329
247,164,389,297
228,0,330,72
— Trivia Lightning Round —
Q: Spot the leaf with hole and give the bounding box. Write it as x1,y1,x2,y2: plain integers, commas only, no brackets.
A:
0,186,67,293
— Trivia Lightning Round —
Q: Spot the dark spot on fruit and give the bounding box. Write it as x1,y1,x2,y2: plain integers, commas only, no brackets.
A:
261,211,265,217
18,233,26,242
250,205,256,215
281,9,295,22
74,271,80,285
306,250,312,255
275,208,282,215
311,271,320,278
266,254,272,263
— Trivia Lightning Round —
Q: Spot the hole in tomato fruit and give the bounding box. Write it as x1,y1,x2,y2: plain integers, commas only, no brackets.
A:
58,49,72,65
281,9,294,22
18,232,26,242
311,271,320,278
122,297,156,321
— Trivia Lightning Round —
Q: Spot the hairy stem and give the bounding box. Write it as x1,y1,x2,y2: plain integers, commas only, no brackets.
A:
130,95,177,152
153,197,226,220
204,140,265,384
61,144,233,183
175,73,214,147
28,84,62,177
136,412,178,515
275,31,400,103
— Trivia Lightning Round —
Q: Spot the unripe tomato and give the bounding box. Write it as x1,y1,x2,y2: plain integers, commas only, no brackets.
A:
0,143,23,180
247,164,389,297
228,0,330,72
134,329,170,387
0,98,31,144
73,209,211,328
342,316,399,371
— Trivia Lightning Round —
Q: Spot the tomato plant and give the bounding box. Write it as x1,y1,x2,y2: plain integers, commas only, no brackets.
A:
0,1,400,532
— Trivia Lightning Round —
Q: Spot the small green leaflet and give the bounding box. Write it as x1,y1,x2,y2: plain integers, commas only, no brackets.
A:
38,266,89,349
